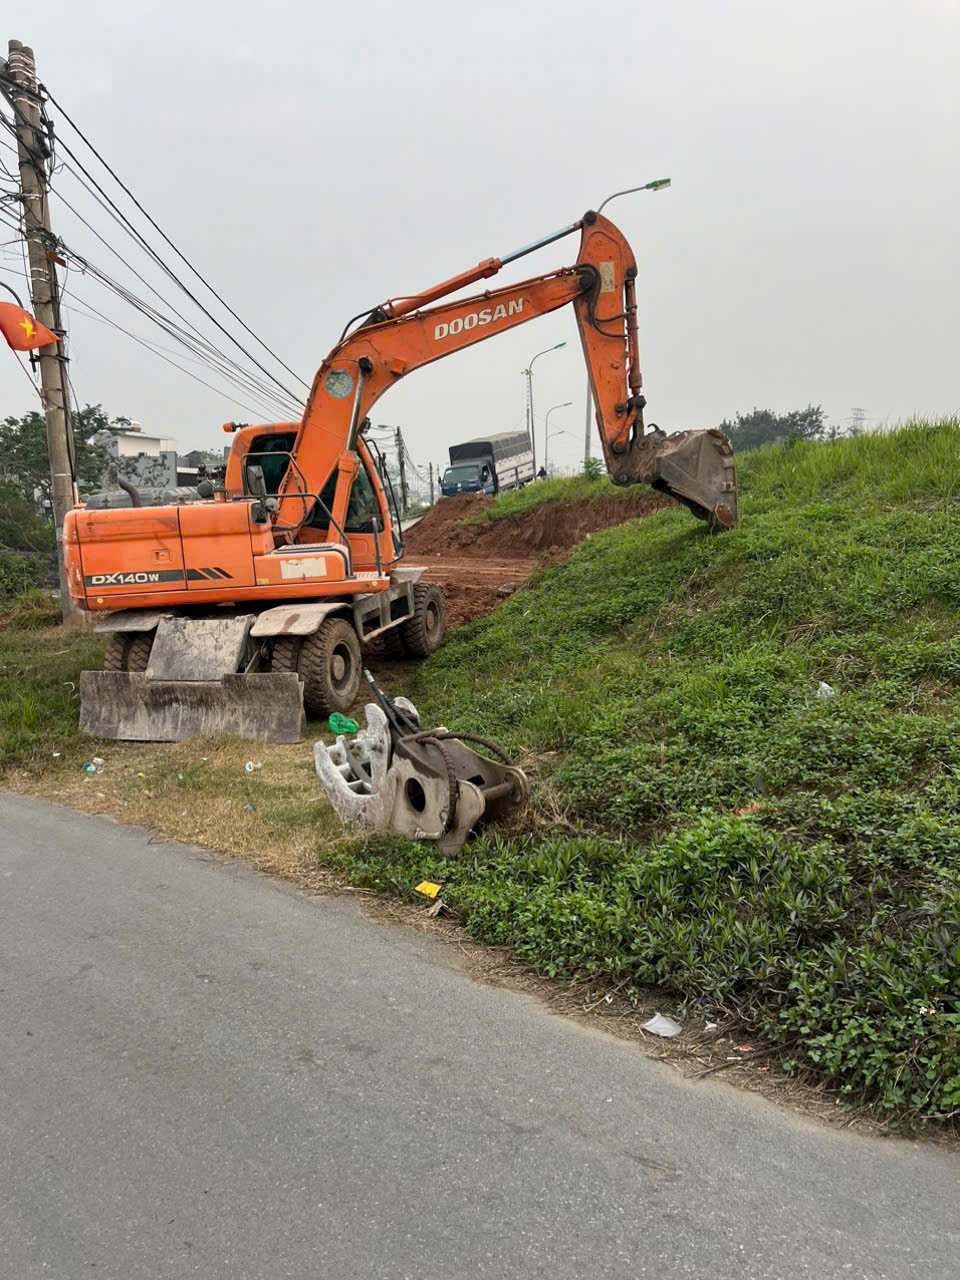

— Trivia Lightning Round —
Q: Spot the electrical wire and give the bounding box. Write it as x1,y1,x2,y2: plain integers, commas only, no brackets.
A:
50,172,303,415
42,86,311,393
58,287,277,419
1,77,306,429
47,130,305,409
58,247,300,417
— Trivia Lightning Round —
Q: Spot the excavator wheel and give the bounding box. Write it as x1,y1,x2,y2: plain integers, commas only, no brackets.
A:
126,633,154,672
103,631,154,673
271,619,362,717
103,634,129,672
270,635,301,676
401,584,446,658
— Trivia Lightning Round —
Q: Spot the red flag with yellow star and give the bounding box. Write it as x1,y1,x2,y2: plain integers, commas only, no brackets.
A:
0,302,58,352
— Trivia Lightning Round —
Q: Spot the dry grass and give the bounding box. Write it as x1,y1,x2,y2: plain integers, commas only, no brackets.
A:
7,735,345,882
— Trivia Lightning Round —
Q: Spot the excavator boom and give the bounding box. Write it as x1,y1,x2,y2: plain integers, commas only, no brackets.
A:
282,210,737,539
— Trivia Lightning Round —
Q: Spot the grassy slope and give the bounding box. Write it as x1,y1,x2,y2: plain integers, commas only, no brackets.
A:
367,421,960,1122
471,472,627,522
5,424,960,1122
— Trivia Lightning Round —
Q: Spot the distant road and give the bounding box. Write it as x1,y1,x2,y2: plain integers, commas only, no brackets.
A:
2,793,958,1279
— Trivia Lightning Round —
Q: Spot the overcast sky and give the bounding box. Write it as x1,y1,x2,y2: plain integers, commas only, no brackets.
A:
2,0,957,478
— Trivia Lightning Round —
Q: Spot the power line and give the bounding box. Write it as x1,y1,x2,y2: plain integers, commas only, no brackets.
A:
59,287,279,419
42,86,311,394
1,74,305,425
46,128,305,410
58,246,299,417
50,168,305,415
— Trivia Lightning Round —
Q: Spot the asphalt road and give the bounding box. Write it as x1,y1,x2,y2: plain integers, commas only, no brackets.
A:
1,794,958,1280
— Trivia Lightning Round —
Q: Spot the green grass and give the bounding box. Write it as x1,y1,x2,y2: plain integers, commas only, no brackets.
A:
471,472,627,522
345,420,960,1124
0,612,104,769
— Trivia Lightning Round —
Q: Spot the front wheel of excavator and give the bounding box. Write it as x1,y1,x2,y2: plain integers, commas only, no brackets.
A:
271,618,362,718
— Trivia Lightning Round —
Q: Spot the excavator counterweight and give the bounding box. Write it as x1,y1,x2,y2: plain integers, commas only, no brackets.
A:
64,202,738,744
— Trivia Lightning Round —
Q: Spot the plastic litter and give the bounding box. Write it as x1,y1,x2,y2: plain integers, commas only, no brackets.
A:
82,763,97,774
415,880,441,899
244,761,263,773
735,1044,754,1053
705,1021,718,1032
642,1013,682,1038
816,681,835,700
328,712,359,735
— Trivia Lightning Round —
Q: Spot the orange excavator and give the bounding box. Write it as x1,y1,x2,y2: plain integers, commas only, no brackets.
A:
65,202,738,743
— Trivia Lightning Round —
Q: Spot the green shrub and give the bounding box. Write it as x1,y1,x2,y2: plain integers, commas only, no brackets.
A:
0,550,54,602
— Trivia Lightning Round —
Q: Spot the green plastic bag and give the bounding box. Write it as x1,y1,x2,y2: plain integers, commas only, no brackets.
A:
328,712,359,735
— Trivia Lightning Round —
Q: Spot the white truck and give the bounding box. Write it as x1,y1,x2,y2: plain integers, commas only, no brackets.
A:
440,431,535,498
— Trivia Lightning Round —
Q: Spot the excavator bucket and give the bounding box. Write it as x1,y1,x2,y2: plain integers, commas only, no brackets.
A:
610,428,738,531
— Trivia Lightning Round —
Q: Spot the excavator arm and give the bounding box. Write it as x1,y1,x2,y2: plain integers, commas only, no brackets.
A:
278,210,737,537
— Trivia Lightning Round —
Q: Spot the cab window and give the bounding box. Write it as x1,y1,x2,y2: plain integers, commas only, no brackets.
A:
246,432,296,494
315,462,380,534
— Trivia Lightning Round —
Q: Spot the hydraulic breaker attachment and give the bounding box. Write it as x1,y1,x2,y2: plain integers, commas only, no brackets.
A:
314,673,528,854
607,427,738,531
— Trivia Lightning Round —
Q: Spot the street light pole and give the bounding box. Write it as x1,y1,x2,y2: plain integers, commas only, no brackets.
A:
544,401,572,474
523,341,566,472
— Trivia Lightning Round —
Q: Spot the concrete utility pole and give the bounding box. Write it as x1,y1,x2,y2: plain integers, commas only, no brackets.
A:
395,426,409,515
3,40,80,623
428,462,434,505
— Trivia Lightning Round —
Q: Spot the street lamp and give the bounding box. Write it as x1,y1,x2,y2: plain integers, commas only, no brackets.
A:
523,341,566,472
544,401,572,474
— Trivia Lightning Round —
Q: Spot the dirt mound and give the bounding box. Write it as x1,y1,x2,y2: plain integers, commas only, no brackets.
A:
403,493,492,553
398,490,675,634
405,490,673,560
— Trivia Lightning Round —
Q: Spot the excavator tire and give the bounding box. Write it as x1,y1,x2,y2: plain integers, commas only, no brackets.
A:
271,621,362,717
103,631,153,672
401,584,446,657
301,619,361,717
103,634,129,671
126,633,153,672
270,635,301,675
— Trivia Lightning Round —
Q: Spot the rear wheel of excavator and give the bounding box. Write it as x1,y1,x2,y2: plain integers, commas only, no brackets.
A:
401,584,446,657
271,618,362,718
103,631,154,673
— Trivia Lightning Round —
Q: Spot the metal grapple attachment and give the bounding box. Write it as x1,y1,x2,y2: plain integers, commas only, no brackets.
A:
609,427,738,531
314,673,529,853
